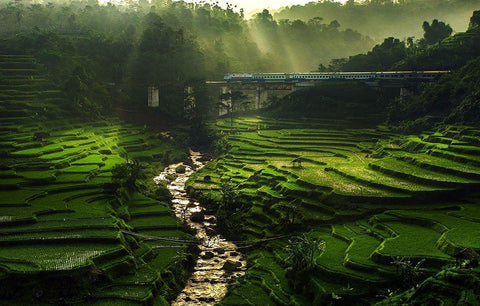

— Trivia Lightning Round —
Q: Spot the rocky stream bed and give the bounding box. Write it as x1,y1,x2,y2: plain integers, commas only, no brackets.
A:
154,150,246,305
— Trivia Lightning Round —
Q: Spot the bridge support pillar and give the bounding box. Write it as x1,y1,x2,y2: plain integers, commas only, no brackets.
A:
148,86,159,107
400,87,413,102
256,86,268,109
219,86,231,116
184,86,195,116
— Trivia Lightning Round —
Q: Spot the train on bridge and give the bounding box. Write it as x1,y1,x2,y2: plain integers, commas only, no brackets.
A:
224,71,449,82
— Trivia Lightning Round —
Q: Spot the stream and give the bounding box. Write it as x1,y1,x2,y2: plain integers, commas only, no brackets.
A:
154,150,246,305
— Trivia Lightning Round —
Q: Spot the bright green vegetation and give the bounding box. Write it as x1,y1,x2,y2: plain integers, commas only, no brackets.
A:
187,116,480,304
0,55,192,304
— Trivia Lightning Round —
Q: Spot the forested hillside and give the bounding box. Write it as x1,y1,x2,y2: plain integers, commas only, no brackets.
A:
288,11,480,132
274,0,480,40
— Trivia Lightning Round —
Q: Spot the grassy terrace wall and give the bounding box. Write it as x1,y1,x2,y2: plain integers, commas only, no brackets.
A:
186,116,480,304
0,55,193,304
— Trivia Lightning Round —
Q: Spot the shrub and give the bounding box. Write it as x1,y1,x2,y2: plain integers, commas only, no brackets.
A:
215,181,250,239
285,234,325,292
112,160,144,191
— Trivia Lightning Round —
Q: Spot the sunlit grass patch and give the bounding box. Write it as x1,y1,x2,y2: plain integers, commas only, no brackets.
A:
0,243,123,271
373,220,452,265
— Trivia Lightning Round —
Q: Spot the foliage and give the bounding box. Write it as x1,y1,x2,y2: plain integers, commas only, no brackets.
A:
214,135,231,156
324,11,480,72
112,160,144,191
268,81,392,124
219,180,240,212
421,19,452,46
274,0,478,41
175,164,186,174
188,119,217,149
219,90,249,125
278,199,304,230
131,12,206,117
470,10,480,30
390,256,426,288
378,268,480,305
248,9,374,71
186,116,480,304
284,234,325,291
0,0,376,80
325,37,407,71
316,11,480,129
389,56,480,129
0,85,193,303
215,181,249,239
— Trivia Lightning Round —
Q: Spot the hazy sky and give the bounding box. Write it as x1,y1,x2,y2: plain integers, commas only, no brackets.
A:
178,0,321,13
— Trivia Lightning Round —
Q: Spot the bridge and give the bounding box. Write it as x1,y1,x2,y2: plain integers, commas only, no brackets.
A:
147,71,450,116
209,71,449,115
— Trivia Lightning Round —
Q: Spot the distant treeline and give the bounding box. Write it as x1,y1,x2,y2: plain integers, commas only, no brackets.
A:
0,0,378,116
1,0,478,120
274,0,480,41
324,12,480,72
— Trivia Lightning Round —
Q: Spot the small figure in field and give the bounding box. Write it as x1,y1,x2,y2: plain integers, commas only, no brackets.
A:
292,157,304,168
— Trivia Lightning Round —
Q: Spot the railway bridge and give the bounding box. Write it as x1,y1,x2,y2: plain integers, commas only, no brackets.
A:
147,71,450,116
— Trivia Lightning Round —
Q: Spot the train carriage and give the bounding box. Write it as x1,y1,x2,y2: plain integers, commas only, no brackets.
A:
224,71,449,82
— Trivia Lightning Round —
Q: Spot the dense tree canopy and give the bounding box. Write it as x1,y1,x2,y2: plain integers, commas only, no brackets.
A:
325,13,480,72
422,19,453,46
274,0,479,40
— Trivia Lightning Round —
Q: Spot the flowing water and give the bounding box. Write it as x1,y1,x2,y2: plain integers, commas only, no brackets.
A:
154,150,246,305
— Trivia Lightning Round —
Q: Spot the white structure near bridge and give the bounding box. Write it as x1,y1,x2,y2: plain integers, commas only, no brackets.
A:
147,86,159,107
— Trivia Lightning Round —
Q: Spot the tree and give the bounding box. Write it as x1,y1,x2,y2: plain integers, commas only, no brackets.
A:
469,10,480,31
285,234,325,291
112,160,144,191
133,12,205,116
218,90,249,125
64,66,106,115
391,256,425,288
215,180,249,239
219,180,240,211
327,37,407,71
422,19,452,45
278,199,303,229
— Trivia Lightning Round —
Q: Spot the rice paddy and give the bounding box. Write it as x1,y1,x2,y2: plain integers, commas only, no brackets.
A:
187,116,480,304
0,55,193,304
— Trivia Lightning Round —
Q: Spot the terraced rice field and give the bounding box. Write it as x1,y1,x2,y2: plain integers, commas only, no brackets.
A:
187,117,480,304
0,55,192,304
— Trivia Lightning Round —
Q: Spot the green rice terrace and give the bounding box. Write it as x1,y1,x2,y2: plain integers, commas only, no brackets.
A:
0,55,194,304
1,53,480,305
186,116,480,305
